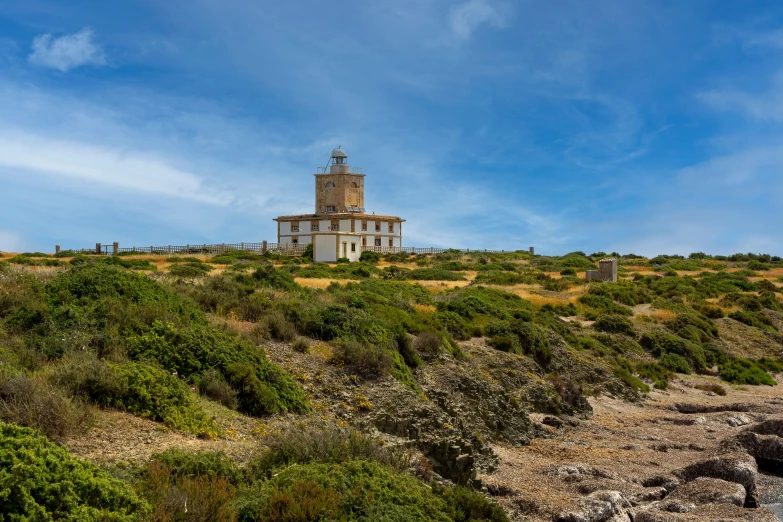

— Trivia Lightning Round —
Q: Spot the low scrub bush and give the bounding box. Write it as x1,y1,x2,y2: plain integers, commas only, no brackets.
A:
359,250,381,264
238,460,455,522
0,422,149,520
758,357,783,374
633,361,671,389
613,364,650,394
252,264,299,291
196,369,238,409
127,321,308,415
166,256,203,263
729,310,778,332
247,423,409,480
694,382,727,396
578,294,632,317
168,261,214,277
209,250,263,264
0,373,92,441
407,268,465,281
414,331,443,360
436,484,509,522
103,256,157,271
719,358,776,386
6,256,65,267
594,314,635,336
150,448,243,485
659,352,692,374
330,338,392,378
144,462,236,522
292,337,310,353
640,332,707,372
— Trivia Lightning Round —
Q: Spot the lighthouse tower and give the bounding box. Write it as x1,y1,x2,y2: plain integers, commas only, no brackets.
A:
314,147,365,214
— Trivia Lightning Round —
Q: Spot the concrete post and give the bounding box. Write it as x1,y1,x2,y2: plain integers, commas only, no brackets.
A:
55,245,61,254
96,243,101,255
262,240,268,254
113,242,119,255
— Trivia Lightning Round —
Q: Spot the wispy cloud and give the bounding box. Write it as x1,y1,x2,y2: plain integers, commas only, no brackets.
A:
29,28,106,72
698,71,783,121
0,130,228,204
448,0,507,41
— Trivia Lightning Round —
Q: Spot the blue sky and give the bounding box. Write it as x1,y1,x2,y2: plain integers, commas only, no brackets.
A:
0,0,781,256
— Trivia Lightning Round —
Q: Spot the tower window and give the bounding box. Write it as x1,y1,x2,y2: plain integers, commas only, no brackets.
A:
361,221,367,231
332,223,340,231
375,223,381,232
326,206,336,212
352,182,358,188
326,182,335,188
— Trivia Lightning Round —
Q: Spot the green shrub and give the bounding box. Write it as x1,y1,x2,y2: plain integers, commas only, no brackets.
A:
359,250,381,264
209,250,263,264
6,256,66,267
719,358,776,386
729,310,778,331
0,422,149,520
336,257,350,264
757,357,783,374
436,484,509,522
578,294,632,317
613,365,650,394
700,304,725,318
560,267,577,276
252,265,299,291
640,332,707,372
414,331,444,360
166,256,203,263
694,382,727,395
406,268,465,281
238,460,451,522
103,256,157,271
126,321,308,415
594,315,635,336
150,448,243,485
168,261,214,277
659,353,692,374
633,361,671,389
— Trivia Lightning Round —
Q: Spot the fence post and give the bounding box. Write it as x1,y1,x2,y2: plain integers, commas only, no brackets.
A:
113,242,119,255
262,240,268,254
55,245,61,254
241,242,244,251
96,243,101,255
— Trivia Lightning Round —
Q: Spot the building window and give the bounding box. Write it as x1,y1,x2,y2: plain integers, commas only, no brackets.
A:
332,224,339,231
361,221,367,231
326,206,336,212
292,237,299,245
351,243,356,253
388,239,393,247
352,182,358,188
326,182,335,188
374,238,381,247
375,223,381,232
388,224,394,233
291,224,299,232
312,224,319,231
362,237,367,246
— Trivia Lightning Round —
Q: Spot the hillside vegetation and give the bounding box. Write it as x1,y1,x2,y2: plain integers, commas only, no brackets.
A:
0,248,782,520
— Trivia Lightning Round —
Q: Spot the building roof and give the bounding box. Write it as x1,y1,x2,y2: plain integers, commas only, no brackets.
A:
331,148,348,158
275,212,405,222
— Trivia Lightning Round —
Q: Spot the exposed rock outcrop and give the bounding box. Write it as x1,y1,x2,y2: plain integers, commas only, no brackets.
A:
673,452,759,508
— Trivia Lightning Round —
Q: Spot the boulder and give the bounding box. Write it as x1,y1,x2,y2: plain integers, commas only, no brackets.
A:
666,477,746,507
731,419,783,471
554,490,631,522
674,452,759,507
543,463,621,481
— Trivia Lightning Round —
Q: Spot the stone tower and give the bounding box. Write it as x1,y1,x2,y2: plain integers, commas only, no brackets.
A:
314,147,365,214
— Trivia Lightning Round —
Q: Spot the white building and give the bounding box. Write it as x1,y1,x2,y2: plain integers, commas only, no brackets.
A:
274,148,405,262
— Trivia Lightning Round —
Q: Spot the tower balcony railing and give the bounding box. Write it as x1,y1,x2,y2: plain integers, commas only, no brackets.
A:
316,166,363,174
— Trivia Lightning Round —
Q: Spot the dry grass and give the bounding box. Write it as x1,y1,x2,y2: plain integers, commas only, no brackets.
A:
649,309,677,322
413,303,436,314
294,278,352,289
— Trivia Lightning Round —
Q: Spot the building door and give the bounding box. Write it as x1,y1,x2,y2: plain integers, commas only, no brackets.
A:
342,242,347,258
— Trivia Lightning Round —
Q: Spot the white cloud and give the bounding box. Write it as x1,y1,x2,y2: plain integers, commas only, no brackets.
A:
0,130,230,204
29,28,106,72
448,0,506,41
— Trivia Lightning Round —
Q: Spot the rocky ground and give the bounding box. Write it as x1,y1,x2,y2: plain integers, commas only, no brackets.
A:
484,373,783,521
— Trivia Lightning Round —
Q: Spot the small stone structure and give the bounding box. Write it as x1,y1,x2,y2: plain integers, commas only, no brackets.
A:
586,258,618,282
